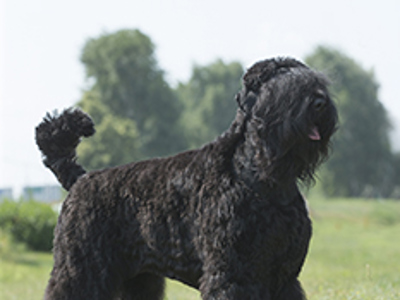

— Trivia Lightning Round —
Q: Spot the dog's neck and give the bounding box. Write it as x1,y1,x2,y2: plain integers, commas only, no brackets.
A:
229,115,302,201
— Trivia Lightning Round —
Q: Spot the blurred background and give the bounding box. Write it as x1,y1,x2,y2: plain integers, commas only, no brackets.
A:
1,0,400,199
1,1,400,299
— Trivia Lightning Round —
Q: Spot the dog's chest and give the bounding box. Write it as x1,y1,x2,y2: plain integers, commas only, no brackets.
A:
237,194,312,281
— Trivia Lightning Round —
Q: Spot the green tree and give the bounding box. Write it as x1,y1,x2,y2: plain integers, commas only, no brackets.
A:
177,59,244,147
306,46,394,197
78,90,142,169
77,29,185,170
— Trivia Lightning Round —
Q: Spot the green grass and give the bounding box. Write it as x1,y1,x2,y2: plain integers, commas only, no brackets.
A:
1,198,400,299
165,280,199,300
0,246,53,299
301,197,400,299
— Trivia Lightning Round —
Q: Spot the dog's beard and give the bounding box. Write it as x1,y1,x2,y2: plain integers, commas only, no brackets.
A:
288,113,336,184
254,106,336,185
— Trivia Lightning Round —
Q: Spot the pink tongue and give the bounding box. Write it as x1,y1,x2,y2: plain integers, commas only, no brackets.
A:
309,126,321,140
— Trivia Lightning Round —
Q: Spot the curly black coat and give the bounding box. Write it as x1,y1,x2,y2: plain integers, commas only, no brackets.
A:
36,57,338,300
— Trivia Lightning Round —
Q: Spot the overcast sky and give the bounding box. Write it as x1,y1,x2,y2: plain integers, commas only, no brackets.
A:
1,0,400,195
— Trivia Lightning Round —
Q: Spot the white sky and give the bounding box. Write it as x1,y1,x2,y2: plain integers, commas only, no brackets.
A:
1,0,400,195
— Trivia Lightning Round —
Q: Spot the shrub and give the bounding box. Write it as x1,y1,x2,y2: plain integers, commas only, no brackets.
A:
0,199,57,251
0,229,13,254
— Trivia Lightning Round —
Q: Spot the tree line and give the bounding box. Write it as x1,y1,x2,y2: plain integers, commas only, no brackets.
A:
76,29,400,199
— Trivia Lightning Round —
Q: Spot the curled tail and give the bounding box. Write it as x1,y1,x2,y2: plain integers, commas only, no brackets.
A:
35,108,95,191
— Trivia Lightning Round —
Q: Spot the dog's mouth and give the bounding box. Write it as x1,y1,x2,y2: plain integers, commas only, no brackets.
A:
308,126,321,141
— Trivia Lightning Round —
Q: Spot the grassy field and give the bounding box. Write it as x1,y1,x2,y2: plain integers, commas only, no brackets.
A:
1,197,400,300
301,197,400,299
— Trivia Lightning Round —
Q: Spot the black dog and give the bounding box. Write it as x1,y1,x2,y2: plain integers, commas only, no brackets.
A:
36,57,337,300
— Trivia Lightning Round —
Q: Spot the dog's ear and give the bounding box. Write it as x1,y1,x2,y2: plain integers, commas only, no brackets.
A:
236,90,257,115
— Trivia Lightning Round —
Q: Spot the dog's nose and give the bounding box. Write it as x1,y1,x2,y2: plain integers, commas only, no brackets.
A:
313,98,327,111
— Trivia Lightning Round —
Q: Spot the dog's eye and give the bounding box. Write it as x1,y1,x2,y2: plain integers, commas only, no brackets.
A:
313,98,327,111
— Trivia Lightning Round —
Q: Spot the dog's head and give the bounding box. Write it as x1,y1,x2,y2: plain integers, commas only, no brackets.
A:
235,57,338,184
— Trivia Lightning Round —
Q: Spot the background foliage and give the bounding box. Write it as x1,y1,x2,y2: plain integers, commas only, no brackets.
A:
0,200,57,251
305,46,397,198
176,59,243,147
78,29,186,169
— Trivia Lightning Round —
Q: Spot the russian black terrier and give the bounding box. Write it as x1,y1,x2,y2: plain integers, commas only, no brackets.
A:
36,57,338,300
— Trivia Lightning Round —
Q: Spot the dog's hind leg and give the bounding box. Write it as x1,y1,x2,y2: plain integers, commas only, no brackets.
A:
116,273,165,300
44,244,129,300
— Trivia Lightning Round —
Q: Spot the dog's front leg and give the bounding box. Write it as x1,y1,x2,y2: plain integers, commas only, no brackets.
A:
275,278,307,300
199,271,272,300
